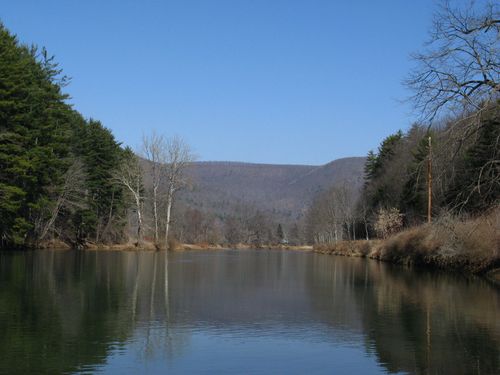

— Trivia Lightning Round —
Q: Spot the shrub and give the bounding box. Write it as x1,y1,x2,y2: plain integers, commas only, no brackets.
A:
374,208,404,238
167,237,181,251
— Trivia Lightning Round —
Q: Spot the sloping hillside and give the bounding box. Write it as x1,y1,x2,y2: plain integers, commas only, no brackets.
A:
179,157,365,222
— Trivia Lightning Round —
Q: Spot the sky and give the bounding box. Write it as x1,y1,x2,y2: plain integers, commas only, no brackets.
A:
1,0,436,165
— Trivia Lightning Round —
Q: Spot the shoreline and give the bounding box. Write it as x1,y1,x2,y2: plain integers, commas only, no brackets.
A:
314,239,500,285
35,240,313,252
29,231,500,285
314,210,499,283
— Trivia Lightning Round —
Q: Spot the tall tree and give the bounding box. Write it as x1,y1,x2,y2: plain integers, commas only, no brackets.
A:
141,131,166,245
163,136,195,245
114,147,145,245
446,105,500,212
0,23,132,248
406,0,499,123
0,24,72,246
73,119,127,244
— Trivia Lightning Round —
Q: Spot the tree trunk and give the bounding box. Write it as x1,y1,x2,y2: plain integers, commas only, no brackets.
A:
136,195,143,245
153,185,159,244
164,188,173,248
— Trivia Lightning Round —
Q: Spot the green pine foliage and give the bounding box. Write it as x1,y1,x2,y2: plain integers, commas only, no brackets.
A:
0,23,129,249
360,105,499,231
400,128,433,222
72,119,128,244
446,106,500,213
362,131,403,211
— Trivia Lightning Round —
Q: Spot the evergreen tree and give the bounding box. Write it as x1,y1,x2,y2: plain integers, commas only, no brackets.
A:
362,131,403,211
446,107,500,213
72,119,127,244
0,23,130,248
401,131,433,223
0,24,72,246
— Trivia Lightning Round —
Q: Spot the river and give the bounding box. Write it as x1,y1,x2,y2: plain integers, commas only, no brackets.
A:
0,250,498,374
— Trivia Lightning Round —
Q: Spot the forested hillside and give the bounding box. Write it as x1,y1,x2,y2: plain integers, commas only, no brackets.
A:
0,24,128,248
306,0,499,245
182,158,364,221
167,158,364,245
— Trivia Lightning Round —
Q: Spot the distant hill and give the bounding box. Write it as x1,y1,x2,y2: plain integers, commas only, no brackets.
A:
178,157,366,223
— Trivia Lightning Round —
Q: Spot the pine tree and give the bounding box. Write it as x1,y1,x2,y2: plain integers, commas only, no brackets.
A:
0,23,130,248
401,132,433,222
72,119,127,243
446,107,500,213
0,24,71,246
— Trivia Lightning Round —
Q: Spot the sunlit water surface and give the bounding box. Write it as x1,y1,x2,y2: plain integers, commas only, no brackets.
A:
0,250,499,374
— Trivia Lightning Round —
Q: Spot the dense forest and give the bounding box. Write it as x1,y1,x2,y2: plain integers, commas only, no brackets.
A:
0,24,129,249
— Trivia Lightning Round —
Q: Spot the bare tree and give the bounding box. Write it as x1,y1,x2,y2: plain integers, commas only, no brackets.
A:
334,182,357,240
374,208,404,239
36,159,86,242
114,151,144,245
163,136,195,244
142,131,166,245
305,183,359,244
406,0,499,123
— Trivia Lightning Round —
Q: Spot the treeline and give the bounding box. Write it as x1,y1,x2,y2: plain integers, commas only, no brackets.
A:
307,104,499,244
0,24,129,249
170,202,303,246
306,0,499,244
307,107,498,245
0,22,300,249
365,106,498,216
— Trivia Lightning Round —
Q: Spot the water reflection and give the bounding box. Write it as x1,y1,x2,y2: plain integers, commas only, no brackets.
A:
308,256,500,374
0,250,498,374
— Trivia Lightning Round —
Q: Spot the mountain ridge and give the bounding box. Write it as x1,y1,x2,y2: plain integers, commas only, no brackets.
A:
178,156,366,223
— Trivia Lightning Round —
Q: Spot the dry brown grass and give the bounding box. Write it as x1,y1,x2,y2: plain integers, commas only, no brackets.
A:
168,237,182,251
315,240,376,257
315,207,500,274
373,225,441,265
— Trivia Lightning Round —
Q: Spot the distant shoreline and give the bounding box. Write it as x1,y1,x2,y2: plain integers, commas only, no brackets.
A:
35,240,313,252
32,223,500,286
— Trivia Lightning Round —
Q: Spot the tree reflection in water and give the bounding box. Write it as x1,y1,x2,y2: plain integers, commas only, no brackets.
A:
308,255,500,374
0,250,498,374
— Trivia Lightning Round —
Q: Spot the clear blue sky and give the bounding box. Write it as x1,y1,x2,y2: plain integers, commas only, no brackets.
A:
2,0,436,165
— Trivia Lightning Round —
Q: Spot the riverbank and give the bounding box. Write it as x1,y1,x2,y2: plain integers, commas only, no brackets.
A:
314,208,499,278
180,243,313,251
37,239,312,252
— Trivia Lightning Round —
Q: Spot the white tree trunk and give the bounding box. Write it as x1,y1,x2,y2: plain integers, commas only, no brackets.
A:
164,188,173,246
153,186,159,244
136,195,143,244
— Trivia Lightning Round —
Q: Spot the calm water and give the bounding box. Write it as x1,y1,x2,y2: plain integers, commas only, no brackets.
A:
0,250,499,375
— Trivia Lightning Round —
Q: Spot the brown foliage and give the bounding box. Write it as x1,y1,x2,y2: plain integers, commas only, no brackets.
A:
167,237,181,251
374,208,404,239
315,208,500,274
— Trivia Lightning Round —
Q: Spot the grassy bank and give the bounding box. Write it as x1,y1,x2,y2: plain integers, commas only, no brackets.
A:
315,208,499,276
